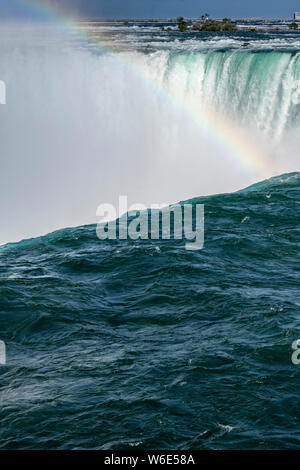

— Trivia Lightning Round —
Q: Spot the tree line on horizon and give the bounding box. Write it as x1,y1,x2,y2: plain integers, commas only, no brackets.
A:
173,16,299,32
176,16,237,32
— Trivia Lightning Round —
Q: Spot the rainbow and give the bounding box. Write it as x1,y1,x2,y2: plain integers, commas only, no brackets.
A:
8,0,282,178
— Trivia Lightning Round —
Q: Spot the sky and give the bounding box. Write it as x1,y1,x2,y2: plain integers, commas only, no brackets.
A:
0,0,300,19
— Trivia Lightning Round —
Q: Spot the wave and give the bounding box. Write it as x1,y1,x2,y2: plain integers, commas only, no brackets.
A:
2,171,298,250
0,170,299,449
237,171,300,192
0,24,299,246
0,23,299,451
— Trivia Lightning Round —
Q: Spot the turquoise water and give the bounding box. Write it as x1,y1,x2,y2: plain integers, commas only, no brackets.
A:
0,21,300,449
0,172,299,449
1,23,300,245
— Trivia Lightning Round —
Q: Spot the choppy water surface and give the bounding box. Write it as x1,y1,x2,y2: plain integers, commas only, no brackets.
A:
0,173,299,449
0,20,299,449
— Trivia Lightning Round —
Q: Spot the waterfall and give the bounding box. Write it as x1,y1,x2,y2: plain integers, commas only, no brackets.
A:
0,24,299,245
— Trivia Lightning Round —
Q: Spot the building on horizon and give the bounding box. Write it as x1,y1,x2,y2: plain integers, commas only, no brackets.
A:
294,12,300,20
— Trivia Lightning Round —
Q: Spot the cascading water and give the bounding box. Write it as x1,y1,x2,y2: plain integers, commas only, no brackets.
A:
0,23,299,245
155,50,300,139
1,20,300,451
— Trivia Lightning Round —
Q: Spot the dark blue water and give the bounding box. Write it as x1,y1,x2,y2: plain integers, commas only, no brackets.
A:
0,172,299,449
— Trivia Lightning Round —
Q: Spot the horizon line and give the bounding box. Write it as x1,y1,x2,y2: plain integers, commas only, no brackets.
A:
77,16,297,21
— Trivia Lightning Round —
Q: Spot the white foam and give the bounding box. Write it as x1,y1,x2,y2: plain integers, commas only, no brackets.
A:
0,23,298,245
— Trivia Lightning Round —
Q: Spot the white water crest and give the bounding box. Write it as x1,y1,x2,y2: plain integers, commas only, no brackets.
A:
0,23,299,245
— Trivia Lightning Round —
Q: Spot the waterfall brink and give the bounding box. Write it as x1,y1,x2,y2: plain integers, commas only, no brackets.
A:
0,24,299,245
149,50,300,140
